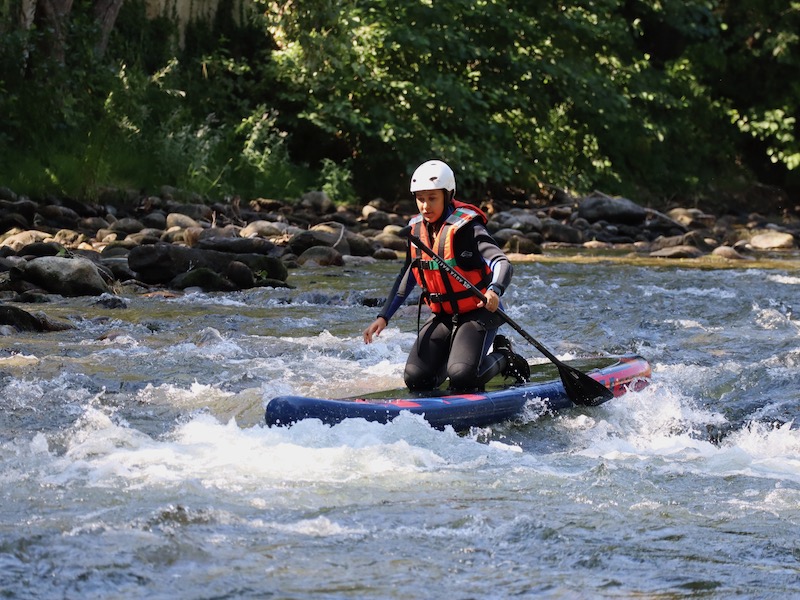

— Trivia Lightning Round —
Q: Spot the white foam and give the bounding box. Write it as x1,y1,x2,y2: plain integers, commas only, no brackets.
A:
767,274,800,285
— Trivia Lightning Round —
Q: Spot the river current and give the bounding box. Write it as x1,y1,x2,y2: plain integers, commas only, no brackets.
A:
1,256,799,599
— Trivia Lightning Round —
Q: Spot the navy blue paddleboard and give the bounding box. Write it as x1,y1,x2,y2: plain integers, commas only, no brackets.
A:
265,355,651,430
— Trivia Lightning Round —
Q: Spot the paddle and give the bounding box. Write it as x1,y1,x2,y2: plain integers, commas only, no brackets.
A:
398,226,614,406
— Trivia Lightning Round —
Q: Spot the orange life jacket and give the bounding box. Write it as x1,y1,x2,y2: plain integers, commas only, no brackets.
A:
409,200,492,315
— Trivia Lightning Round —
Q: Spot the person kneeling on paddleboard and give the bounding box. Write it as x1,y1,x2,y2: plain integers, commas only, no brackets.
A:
363,159,530,392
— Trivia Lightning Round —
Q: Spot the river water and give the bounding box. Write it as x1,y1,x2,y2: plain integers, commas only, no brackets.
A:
2,255,799,599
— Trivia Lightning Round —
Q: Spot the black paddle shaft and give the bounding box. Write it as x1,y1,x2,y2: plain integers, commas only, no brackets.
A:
398,226,613,406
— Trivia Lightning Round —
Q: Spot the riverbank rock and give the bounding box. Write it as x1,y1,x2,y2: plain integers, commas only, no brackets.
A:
128,243,289,287
0,183,798,302
748,230,796,250
9,256,111,296
578,193,647,225
0,304,74,331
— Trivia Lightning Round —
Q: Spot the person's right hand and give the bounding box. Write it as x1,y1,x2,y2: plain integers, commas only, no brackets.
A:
363,317,387,344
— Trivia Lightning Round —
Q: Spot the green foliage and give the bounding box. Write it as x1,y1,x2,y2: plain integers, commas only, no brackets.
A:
319,158,357,206
713,0,800,175
1,0,799,206
257,0,757,201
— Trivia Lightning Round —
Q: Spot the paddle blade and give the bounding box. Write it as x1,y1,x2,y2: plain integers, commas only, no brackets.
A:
558,364,615,406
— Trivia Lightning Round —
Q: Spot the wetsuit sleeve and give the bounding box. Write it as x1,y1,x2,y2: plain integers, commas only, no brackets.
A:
376,255,418,323
474,224,513,294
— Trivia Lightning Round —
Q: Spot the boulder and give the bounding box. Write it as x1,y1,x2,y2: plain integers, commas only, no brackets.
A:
542,221,584,244
225,261,256,288
666,207,716,229
166,212,201,229
489,209,542,233
503,235,542,255
109,218,145,235
10,256,110,296
127,243,288,285
36,204,81,228
17,241,65,258
649,245,705,259
195,236,276,255
288,222,351,255
240,220,287,238
711,246,753,261
300,191,333,215
372,231,407,252
170,268,237,292
749,231,796,250
578,194,647,224
372,248,399,260
0,304,74,331
297,246,344,266
1,230,51,252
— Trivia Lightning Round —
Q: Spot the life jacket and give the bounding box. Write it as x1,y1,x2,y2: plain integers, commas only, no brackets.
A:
409,200,492,315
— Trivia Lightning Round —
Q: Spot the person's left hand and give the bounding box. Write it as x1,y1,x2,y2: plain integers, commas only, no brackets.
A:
479,290,500,312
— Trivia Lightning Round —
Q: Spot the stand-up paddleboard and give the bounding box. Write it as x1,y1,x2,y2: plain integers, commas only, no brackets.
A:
265,354,650,430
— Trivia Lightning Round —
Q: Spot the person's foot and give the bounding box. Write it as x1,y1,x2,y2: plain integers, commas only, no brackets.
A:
493,335,531,383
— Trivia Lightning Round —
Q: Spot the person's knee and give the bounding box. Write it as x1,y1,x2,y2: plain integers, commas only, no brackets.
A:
447,362,478,391
404,364,438,391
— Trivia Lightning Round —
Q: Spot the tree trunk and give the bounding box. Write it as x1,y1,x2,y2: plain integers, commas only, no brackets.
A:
38,0,74,63
93,0,124,58
19,0,37,30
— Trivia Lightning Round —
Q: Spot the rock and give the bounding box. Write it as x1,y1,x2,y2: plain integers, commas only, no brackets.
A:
109,218,145,235
542,221,584,244
168,203,213,221
195,237,276,255
1,230,51,252
101,257,138,281
372,248,399,260
128,243,288,285
0,212,31,231
503,235,542,255
583,240,614,249
644,209,689,234
491,228,525,245
578,193,647,224
372,232,407,252
17,241,65,258
0,304,74,331
300,191,334,215
288,222,351,256
170,268,237,291
125,231,162,245
36,204,81,228
53,229,87,247
10,256,111,296
0,199,37,230
650,230,715,253
749,231,796,250
366,210,393,230
666,207,716,229
489,209,542,233
711,246,753,261
240,220,286,238
297,246,344,266
140,211,167,229
94,293,130,309
649,245,705,259
225,261,256,288
343,231,375,256
166,213,201,229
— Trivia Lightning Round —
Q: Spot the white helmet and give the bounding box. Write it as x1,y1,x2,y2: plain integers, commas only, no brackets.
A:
410,160,456,199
